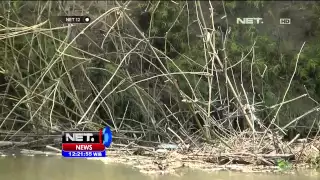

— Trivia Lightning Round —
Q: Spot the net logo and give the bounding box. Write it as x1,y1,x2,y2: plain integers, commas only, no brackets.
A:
61,126,112,158
64,133,95,142
236,17,263,24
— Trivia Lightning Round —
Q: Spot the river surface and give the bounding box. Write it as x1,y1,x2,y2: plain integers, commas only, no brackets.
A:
0,156,319,180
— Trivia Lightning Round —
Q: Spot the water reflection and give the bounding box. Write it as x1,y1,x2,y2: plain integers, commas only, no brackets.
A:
0,156,318,180
0,156,149,180
157,170,320,180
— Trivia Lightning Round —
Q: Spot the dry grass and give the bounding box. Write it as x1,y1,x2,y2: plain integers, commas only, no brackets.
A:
0,1,319,166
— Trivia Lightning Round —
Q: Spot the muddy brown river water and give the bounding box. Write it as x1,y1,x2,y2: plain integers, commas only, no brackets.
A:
0,156,319,180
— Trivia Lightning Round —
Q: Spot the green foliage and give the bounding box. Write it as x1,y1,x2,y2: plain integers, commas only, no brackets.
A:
277,159,292,171
225,1,237,10
297,41,320,95
148,1,192,55
246,0,264,8
220,2,320,127
146,1,320,129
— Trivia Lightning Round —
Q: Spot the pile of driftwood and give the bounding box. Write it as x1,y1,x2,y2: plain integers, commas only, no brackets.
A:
105,130,319,168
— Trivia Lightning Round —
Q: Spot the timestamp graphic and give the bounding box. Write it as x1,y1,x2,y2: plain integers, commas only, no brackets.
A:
58,16,91,24
62,151,106,158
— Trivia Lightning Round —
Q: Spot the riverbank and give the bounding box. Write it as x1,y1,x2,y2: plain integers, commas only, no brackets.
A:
93,139,319,175
1,133,320,175
101,131,320,174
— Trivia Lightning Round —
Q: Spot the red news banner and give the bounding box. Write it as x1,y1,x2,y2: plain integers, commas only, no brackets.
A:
62,131,105,151
62,143,105,151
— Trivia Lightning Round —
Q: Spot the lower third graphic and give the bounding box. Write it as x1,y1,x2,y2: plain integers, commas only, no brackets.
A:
61,126,112,158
